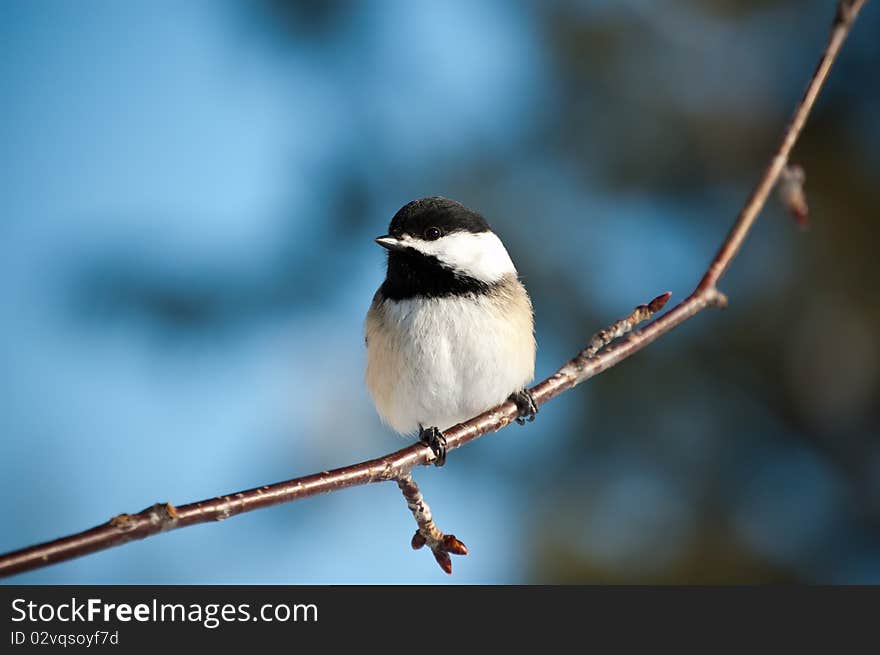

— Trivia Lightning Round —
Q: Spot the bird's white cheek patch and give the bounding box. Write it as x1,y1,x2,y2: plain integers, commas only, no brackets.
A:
404,232,516,283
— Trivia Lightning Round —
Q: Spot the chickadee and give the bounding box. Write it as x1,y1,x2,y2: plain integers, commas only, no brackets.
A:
365,197,537,466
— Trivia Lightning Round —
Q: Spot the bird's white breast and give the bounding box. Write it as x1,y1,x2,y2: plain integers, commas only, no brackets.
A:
365,278,535,435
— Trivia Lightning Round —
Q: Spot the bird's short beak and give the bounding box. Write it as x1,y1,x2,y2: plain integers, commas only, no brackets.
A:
375,235,405,251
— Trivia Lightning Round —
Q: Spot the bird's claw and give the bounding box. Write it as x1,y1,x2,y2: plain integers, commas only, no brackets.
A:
510,389,538,425
419,426,447,467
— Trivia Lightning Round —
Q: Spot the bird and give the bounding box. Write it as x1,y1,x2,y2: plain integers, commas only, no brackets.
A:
365,197,537,466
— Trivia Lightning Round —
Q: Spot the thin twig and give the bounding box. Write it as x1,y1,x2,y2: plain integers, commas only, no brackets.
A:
0,0,867,579
397,474,468,574
581,292,673,360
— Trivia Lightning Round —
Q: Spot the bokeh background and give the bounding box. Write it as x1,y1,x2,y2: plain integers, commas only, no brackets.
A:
2,0,878,584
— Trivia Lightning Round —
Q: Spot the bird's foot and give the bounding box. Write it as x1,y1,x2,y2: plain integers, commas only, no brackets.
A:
419,425,447,467
510,389,538,425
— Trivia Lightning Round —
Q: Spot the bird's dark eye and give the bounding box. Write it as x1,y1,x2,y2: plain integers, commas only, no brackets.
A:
424,227,442,241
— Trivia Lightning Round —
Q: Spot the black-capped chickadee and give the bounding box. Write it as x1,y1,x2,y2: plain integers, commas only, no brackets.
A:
365,197,538,466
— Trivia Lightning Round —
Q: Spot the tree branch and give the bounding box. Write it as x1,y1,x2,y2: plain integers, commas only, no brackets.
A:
0,0,867,579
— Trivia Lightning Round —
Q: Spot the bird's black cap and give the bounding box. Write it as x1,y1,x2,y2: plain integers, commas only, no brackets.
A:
387,197,491,238
377,197,496,300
